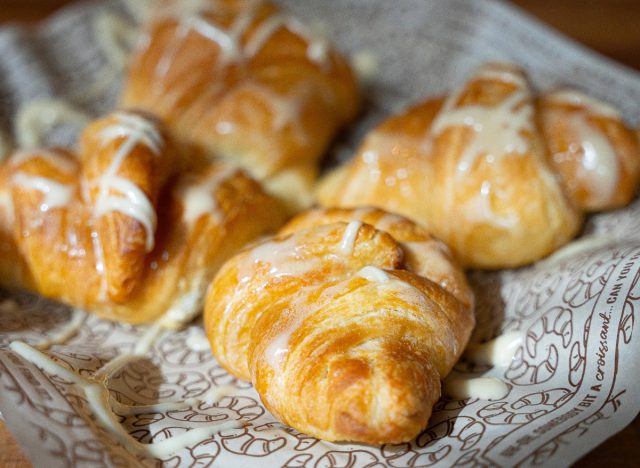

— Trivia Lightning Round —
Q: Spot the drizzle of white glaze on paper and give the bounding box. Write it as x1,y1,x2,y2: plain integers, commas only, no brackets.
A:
35,309,86,350
464,332,522,367
444,377,509,400
9,334,242,459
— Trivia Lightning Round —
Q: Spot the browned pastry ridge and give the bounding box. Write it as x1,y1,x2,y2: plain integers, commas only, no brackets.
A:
0,110,285,326
122,0,359,213
317,62,640,268
204,206,474,444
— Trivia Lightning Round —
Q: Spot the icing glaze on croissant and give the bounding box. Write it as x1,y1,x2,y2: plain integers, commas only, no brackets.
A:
318,63,640,268
540,89,640,211
122,0,359,213
0,110,285,326
204,207,474,444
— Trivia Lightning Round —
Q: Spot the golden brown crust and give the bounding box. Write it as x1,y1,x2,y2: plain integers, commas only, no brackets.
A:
204,206,474,444
122,0,359,213
0,111,285,326
318,63,639,268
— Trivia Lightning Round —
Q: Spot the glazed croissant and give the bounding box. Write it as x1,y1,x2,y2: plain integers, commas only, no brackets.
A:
121,0,359,213
318,63,640,268
0,110,285,327
204,206,474,444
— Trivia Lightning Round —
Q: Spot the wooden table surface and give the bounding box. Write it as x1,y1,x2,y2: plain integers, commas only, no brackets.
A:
1,1,639,467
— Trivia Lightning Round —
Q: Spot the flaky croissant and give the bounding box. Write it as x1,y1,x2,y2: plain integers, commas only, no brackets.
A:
0,110,285,327
121,0,359,213
204,206,474,444
318,63,640,268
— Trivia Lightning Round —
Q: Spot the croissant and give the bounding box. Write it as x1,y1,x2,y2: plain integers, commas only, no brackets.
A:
121,0,359,213
204,206,474,444
317,63,640,268
0,110,285,327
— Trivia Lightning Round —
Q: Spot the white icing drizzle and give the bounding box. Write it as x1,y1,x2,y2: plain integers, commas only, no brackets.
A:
471,64,528,87
159,0,329,69
546,90,619,204
372,211,406,233
431,66,534,175
186,333,211,352
262,280,353,374
444,377,509,400
11,341,86,385
350,207,378,219
351,50,378,85
425,65,538,232
339,221,362,255
547,89,621,119
135,322,165,355
158,274,211,330
180,165,238,226
14,99,90,149
110,396,200,416
243,13,291,58
356,265,389,283
11,173,72,212
95,112,163,253
94,11,140,71
35,309,86,350
264,270,428,375
464,332,522,367
219,83,310,143
9,149,76,174
575,126,618,203
122,0,156,24
203,384,236,405
462,181,518,229
9,330,242,459
90,230,108,301
9,149,76,217
264,331,291,371
237,235,320,282
244,13,329,66
151,0,329,132
185,14,251,66
154,0,257,75
0,188,15,225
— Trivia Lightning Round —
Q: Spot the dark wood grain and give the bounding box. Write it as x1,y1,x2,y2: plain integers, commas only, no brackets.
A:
0,1,638,467
0,0,71,23
511,0,640,72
